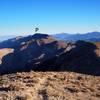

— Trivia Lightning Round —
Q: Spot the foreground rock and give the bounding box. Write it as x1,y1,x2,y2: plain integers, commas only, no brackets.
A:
0,71,100,100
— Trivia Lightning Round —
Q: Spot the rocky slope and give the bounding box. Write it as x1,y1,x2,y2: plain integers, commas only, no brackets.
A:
38,41,100,75
0,48,14,64
0,71,100,100
0,34,100,100
0,33,100,75
0,34,72,74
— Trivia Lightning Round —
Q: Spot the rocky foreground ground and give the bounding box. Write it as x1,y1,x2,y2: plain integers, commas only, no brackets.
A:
0,71,100,100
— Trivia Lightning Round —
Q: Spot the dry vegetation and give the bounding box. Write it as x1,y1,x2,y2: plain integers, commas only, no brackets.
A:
0,48,14,64
0,71,99,100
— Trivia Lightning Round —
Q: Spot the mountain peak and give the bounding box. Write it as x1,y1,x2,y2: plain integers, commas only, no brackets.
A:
32,33,50,39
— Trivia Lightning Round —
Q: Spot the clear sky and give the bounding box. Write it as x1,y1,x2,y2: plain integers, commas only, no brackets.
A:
0,0,100,36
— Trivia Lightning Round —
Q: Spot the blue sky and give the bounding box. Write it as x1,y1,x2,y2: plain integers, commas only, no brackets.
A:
0,0,100,36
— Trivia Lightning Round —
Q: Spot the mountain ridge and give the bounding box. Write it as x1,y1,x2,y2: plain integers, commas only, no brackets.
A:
0,33,100,75
53,31,100,42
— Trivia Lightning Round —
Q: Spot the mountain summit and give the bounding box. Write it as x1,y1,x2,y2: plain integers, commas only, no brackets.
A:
32,33,50,39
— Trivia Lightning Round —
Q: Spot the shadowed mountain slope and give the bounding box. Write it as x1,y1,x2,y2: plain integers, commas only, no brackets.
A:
37,41,100,75
0,34,71,74
0,33,100,75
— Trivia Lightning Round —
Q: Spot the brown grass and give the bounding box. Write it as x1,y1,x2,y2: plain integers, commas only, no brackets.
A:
0,71,100,100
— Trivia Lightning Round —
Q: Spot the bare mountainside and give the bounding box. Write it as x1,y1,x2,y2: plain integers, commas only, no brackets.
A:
0,33,100,75
0,33,73,74
0,34,100,100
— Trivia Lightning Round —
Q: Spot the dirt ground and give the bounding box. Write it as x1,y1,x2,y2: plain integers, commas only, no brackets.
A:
0,71,100,100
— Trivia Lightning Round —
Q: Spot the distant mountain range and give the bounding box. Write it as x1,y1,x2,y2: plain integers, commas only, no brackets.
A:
1,31,100,42
52,32,100,42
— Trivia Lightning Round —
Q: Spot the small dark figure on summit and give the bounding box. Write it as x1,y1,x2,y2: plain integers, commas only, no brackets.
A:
35,27,39,33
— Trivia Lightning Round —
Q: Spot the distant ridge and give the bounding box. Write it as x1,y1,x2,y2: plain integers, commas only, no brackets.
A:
1,31,100,42
53,31,100,42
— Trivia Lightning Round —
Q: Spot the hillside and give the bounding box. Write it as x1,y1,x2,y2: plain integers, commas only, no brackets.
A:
0,33,100,75
0,48,14,64
0,33,72,74
0,34,100,100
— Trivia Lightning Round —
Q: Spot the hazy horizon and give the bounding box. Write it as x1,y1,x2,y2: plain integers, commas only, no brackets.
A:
0,31,100,37
0,0,100,36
